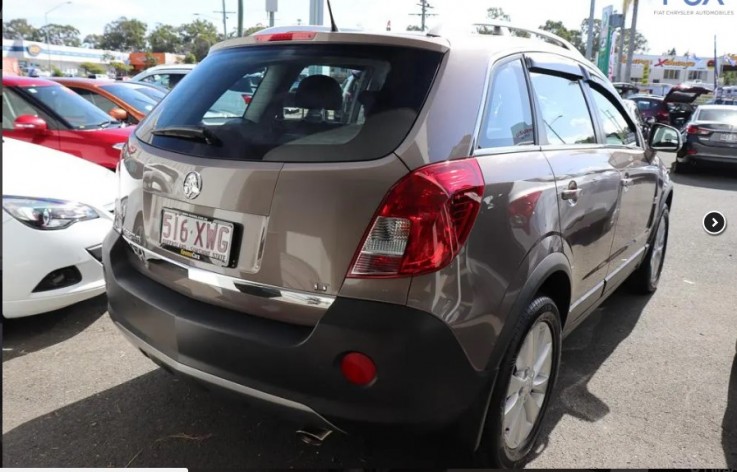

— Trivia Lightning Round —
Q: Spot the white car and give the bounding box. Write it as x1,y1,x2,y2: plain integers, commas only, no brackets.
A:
130,64,196,89
2,138,116,318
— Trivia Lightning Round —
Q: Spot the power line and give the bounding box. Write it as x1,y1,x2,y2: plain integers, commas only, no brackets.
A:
214,0,236,39
409,0,437,32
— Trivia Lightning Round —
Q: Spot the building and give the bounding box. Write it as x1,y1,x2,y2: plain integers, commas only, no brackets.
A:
2,39,129,77
623,52,737,88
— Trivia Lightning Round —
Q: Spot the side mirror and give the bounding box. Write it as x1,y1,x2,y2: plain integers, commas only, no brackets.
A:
648,123,683,152
109,108,128,121
13,115,48,133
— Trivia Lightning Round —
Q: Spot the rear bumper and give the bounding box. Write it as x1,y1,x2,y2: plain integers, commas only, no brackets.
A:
103,231,493,434
679,142,737,165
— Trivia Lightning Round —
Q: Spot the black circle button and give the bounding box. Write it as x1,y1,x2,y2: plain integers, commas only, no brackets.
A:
702,211,726,236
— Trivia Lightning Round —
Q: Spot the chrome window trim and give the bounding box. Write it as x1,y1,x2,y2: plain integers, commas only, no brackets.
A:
123,236,335,310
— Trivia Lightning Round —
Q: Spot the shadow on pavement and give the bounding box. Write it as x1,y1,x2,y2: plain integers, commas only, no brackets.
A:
1,289,651,468
527,287,652,463
2,295,108,362
1,362,455,468
725,348,737,468
670,162,737,191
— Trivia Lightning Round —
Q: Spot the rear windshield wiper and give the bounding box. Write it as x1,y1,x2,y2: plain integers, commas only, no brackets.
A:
151,126,222,146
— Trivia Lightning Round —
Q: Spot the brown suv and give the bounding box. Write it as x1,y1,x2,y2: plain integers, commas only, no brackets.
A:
103,24,681,467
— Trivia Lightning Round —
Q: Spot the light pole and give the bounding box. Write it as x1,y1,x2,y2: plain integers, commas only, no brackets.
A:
586,0,596,61
45,1,72,72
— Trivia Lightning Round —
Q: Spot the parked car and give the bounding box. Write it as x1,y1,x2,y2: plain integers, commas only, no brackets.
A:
623,98,650,137
674,104,737,173
104,24,679,468
612,81,639,99
126,80,171,100
51,77,166,124
2,75,133,169
2,138,116,318
629,84,711,129
130,64,196,89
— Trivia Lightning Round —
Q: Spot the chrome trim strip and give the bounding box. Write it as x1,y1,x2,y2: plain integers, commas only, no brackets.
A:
569,280,605,314
114,322,344,433
605,245,648,284
122,237,335,310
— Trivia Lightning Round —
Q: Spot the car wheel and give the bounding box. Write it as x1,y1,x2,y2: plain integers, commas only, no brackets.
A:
475,295,562,468
628,206,669,294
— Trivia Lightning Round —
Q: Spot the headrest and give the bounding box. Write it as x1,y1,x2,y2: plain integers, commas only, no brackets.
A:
294,75,343,110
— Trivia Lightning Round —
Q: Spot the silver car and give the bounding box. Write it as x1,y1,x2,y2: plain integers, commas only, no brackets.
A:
104,24,680,467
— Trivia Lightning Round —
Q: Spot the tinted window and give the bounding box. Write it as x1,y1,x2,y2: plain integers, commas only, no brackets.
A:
590,88,639,146
69,87,119,114
100,84,162,112
3,88,50,129
137,44,444,163
479,59,534,148
7,85,112,129
530,73,596,145
697,108,737,124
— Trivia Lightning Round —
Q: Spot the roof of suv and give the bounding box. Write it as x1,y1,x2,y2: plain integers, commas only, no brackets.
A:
138,64,196,72
211,23,598,74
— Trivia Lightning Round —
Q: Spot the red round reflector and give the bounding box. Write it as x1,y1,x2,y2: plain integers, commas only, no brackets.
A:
340,352,377,386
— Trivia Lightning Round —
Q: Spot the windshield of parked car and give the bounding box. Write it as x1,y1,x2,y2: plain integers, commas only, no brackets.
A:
20,84,119,129
136,44,444,163
100,83,164,112
697,107,737,124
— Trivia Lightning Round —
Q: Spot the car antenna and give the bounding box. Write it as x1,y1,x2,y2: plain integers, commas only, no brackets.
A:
326,0,339,32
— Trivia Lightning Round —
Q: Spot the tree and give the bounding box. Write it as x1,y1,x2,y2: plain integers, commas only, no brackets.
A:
665,47,677,56
148,24,182,53
110,61,132,76
539,20,582,49
178,19,219,61
183,52,197,64
51,66,64,77
83,34,103,49
580,18,601,57
79,62,106,75
243,24,266,36
143,52,159,69
2,19,40,40
479,7,528,37
100,17,148,52
38,24,81,46
619,28,649,54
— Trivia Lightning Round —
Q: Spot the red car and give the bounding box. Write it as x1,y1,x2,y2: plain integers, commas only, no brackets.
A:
2,76,134,169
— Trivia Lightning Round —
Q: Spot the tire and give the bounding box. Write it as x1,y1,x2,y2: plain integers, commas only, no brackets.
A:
474,295,562,468
628,206,669,294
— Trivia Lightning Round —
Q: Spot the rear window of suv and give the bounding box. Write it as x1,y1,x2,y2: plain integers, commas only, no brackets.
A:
136,44,444,163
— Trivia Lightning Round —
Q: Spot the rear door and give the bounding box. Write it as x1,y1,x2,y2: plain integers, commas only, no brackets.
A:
585,81,659,292
526,54,622,320
118,41,446,325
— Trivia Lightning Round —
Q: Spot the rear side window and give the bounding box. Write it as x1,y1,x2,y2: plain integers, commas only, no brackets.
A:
479,59,534,148
697,108,737,124
69,87,118,114
530,73,596,145
589,88,639,146
136,44,444,163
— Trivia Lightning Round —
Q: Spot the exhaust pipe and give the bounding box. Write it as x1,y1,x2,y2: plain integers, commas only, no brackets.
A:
296,427,333,446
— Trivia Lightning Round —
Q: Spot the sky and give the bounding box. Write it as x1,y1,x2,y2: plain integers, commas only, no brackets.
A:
3,0,737,57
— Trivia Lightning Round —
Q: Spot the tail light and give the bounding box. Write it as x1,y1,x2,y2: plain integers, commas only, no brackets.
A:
242,94,252,105
657,110,670,122
254,31,317,42
686,125,711,136
347,159,484,278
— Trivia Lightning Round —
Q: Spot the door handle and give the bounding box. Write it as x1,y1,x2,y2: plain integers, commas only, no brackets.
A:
621,178,634,188
561,188,582,200
561,181,581,201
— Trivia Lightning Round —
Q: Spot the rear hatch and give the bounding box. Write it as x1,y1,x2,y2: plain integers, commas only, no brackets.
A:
688,107,737,149
663,84,712,105
117,35,446,325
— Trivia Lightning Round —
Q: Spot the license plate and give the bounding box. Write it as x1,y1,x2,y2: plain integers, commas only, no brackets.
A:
160,209,236,266
720,133,737,142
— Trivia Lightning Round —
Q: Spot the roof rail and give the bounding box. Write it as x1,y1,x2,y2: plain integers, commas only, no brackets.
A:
427,21,588,61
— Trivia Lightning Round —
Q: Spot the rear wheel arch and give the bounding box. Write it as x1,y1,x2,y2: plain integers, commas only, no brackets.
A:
536,270,571,330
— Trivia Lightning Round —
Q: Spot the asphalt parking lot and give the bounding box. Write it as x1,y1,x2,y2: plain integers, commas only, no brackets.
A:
3,154,736,469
